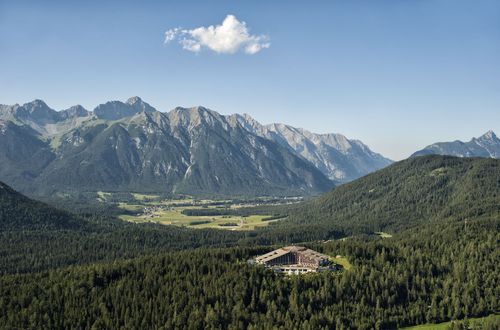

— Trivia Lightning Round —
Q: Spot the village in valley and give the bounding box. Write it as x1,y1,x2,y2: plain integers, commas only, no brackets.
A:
98,192,302,231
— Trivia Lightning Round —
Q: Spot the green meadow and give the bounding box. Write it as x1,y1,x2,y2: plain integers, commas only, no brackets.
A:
402,314,500,329
114,194,285,231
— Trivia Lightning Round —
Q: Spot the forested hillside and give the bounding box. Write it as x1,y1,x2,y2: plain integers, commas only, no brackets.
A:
0,218,498,329
0,156,498,329
0,181,90,231
0,181,245,274
279,155,500,235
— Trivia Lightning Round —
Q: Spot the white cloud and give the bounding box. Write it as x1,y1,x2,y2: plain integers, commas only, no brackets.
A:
164,15,270,55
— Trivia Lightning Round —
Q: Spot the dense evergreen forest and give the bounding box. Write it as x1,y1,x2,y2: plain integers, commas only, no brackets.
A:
0,218,498,329
0,155,499,328
275,155,500,235
0,181,245,274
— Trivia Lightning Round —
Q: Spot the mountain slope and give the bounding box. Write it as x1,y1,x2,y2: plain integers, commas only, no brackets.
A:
231,113,392,182
0,100,93,137
169,107,333,195
0,121,55,188
0,99,335,196
412,130,500,158
283,155,500,235
0,181,90,231
0,180,245,274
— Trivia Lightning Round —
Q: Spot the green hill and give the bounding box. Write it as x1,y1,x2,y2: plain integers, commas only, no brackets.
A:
0,181,91,231
281,155,500,236
0,180,244,274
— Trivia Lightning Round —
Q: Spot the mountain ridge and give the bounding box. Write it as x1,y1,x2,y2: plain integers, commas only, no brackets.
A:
0,98,343,196
280,155,500,237
411,130,500,159
229,113,393,182
0,97,392,196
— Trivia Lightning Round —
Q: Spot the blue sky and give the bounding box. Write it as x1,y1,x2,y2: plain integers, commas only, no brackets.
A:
0,0,499,160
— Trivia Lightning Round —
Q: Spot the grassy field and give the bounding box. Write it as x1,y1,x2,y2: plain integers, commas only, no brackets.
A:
96,191,111,202
131,193,160,201
92,192,290,231
116,196,284,231
328,255,352,270
402,314,500,329
120,209,278,230
375,231,393,238
117,202,144,212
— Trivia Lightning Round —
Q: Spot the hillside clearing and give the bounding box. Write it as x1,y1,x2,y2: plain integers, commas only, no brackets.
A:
402,314,500,329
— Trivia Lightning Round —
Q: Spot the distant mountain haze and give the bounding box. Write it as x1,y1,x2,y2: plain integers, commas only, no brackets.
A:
0,97,391,197
412,130,500,158
230,113,392,182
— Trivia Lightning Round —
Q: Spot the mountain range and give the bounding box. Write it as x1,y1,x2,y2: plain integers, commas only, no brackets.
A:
0,97,391,197
231,114,392,182
412,130,500,158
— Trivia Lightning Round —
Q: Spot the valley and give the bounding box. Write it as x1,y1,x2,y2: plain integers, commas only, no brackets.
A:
0,155,499,329
109,194,294,230
2,1,500,328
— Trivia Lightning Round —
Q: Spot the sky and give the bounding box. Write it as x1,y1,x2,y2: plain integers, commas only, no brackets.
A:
0,0,499,160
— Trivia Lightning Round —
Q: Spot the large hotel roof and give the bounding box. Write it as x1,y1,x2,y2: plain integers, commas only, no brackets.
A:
255,247,290,263
255,246,329,264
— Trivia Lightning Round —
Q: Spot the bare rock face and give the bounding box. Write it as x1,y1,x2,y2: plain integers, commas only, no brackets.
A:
0,98,345,196
230,114,393,182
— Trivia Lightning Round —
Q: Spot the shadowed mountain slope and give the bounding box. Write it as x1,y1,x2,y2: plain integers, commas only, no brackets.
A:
0,98,337,196
0,181,90,231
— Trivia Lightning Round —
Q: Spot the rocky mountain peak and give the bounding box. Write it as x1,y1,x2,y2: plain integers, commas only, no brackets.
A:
168,106,226,129
59,105,91,120
412,131,500,159
126,96,143,104
228,113,263,132
19,100,58,123
479,130,497,141
24,99,50,112
126,96,156,113
94,98,155,121
192,106,220,118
